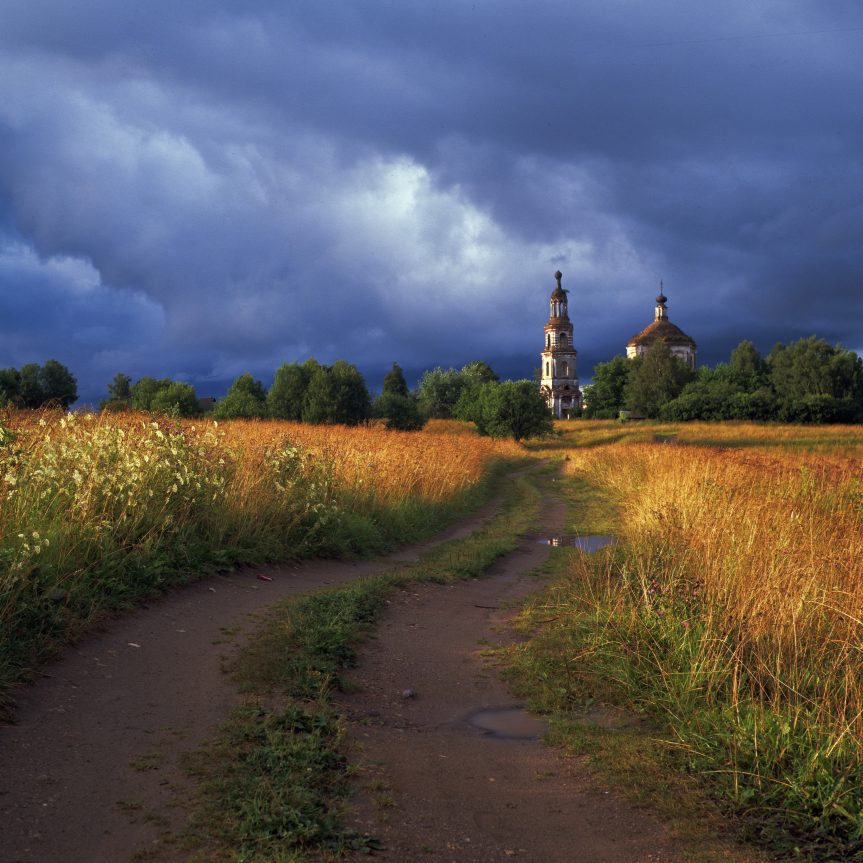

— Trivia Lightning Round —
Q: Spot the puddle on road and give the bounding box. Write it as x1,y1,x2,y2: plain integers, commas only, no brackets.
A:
467,706,548,740
536,535,616,552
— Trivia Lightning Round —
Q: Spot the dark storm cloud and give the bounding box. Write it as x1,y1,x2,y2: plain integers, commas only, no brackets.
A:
1,0,862,401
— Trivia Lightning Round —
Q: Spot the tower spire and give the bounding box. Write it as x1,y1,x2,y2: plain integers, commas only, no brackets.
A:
540,271,580,418
655,281,668,320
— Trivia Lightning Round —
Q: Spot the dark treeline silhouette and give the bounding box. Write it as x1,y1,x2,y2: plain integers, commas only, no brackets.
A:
0,360,78,409
98,360,412,430
95,358,551,440
584,336,863,423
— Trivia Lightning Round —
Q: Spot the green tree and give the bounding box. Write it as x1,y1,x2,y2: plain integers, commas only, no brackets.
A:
301,361,370,426
729,388,779,421
453,360,499,426
583,355,631,418
150,381,199,417
476,380,553,442
38,360,77,408
452,360,498,429
130,377,169,411
19,363,44,408
453,386,484,427
624,342,695,418
729,340,769,392
213,373,267,419
416,367,465,419
374,392,425,431
460,360,498,385
101,372,133,412
268,362,313,420
329,360,371,425
0,368,21,407
301,366,335,424
769,336,863,405
659,365,739,421
381,362,409,398
108,373,132,401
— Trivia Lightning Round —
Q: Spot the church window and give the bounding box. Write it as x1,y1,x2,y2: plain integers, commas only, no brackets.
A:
545,361,550,376
559,333,567,347
546,334,551,348
561,361,569,376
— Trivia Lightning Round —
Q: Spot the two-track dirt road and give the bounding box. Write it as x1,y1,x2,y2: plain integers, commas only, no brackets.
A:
0,477,683,863
338,492,680,862
0,494,504,863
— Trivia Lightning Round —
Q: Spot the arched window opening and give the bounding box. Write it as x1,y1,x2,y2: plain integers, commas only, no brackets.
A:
561,361,569,376
559,333,568,347
546,334,551,348
545,362,550,376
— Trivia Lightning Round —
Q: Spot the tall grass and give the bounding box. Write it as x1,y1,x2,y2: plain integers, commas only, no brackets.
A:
0,410,521,711
520,423,863,857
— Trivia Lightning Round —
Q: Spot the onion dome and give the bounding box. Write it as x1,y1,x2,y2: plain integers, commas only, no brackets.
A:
627,286,696,350
551,270,567,301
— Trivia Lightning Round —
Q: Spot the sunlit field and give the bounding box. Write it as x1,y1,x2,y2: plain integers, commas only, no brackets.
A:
0,410,521,710
522,419,863,855
540,417,863,455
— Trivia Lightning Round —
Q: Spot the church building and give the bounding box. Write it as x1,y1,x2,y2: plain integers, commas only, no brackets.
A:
539,271,581,418
626,286,697,369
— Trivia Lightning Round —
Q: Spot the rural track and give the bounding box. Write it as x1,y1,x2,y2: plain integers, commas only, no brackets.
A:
338,485,682,863
0,468,684,863
0,486,508,863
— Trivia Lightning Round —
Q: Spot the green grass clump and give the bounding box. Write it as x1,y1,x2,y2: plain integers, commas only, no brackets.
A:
187,705,379,862
182,468,543,861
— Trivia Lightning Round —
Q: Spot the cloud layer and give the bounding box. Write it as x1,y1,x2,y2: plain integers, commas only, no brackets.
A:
1,1,862,401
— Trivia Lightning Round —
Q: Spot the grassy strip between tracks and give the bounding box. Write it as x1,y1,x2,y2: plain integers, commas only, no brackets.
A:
179,465,545,863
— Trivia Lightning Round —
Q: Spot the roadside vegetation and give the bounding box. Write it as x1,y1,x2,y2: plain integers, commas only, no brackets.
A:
182,467,543,862
511,420,863,860
0,409,522,714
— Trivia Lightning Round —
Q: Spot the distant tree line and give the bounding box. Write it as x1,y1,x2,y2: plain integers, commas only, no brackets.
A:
97,360,422,430
102,373,200,416
94,357,553,440
100,359,381,426
584,336,863,423
0,360,78,409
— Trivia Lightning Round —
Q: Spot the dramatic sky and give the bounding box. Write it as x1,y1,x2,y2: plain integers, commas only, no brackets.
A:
2,1,862,402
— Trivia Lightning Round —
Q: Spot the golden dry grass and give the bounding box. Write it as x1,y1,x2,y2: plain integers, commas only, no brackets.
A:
527,419,863,851
0,409,522,710
211,416,521,504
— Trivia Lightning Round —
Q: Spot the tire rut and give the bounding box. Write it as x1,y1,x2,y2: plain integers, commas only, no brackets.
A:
338,488,683,863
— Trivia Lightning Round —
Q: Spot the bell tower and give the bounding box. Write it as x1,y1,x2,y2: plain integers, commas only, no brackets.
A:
540,271,581,418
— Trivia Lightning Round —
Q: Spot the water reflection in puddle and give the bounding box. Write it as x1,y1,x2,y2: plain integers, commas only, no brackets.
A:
467,706,547,740
536,535,616,552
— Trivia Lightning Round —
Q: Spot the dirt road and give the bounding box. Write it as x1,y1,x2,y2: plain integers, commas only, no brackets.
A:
339,494,681,862
0,496,503,863
0,477,683,863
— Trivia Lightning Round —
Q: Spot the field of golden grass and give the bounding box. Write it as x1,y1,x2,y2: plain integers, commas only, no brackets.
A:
522,419,863,856
0,410,521,711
